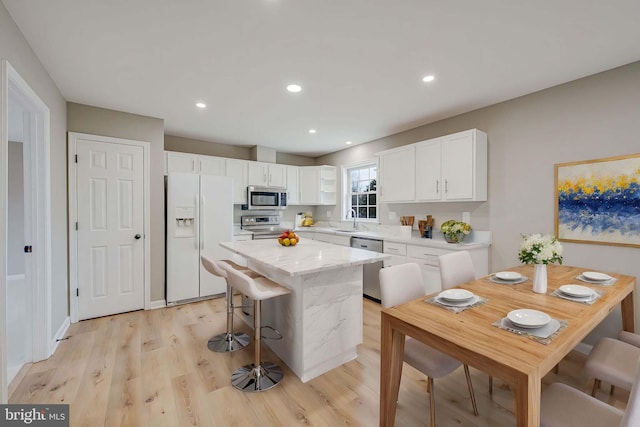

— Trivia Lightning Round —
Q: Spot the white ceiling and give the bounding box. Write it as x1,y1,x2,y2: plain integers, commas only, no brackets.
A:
4,1,640,157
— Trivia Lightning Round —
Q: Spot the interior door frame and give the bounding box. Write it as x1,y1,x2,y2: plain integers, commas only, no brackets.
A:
68,132,151,323
1,59,52,403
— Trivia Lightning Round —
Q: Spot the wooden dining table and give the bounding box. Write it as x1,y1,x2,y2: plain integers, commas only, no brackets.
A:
379,264,636,427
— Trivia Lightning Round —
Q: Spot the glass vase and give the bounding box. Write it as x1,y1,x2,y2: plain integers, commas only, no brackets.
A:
533,264,547,294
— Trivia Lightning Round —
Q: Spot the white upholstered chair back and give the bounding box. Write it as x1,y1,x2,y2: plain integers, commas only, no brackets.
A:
379,263,425,308
438,251,475,290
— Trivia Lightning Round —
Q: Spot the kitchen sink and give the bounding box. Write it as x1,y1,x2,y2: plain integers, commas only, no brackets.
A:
334,229,359,233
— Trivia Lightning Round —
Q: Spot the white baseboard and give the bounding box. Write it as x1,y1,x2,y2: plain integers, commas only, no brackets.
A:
574,342,593,355
49,316,70,357
148,299,166,310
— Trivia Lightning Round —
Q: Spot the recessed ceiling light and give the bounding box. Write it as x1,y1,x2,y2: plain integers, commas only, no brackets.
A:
345,141,352,145
422,75,435,83
309,129,316,134
286,84,302,93
195,102,207,108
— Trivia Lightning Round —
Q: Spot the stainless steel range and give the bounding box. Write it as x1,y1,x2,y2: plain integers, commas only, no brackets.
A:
241,214,287,240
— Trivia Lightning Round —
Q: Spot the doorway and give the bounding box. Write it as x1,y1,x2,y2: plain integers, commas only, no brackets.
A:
1,60,52,403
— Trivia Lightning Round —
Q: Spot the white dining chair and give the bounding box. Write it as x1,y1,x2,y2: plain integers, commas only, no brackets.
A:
541,361,640,427
438,250,476,290
585,337,640,397
379,262,478,427
437,250,502,394
618,331,640,348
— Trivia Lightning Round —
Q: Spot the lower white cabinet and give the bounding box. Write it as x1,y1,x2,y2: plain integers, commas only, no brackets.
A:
314,233,350,246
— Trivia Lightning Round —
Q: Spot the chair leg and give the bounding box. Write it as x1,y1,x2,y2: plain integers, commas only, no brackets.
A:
208,283,250,352
591,379,601,397
426,376,431,393
610,385,615,395
489,376,493,395
429,377,436,427
231,299,284,392
463,364,479,416
553,363,559,374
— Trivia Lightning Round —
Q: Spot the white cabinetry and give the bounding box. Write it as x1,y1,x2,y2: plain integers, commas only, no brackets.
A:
378,129,487,203
314,233,350,246
286,165,300,205
378,146,415,202
299,166,336,205
248,162,287,188
382,241,407,268
406,245,448,294
225,158,248,204
415,129,487,201
165,151,226,175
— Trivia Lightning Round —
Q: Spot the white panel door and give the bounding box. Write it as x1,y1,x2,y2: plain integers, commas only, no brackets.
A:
415,140,442,201
442,133,474,200
76,139,144,320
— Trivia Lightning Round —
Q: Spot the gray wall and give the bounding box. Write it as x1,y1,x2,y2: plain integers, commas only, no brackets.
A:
67,102,166,302
165,134,317,166
317,61,640,343
1,2,68,345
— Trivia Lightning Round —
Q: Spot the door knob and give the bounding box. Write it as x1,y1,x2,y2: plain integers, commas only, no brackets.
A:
135,234,141,239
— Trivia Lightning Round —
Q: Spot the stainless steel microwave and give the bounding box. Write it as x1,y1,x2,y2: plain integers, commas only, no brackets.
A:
246,186,287,210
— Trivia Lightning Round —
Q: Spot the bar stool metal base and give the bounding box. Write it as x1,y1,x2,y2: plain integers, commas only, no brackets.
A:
207,331,250,353
231,362,284,392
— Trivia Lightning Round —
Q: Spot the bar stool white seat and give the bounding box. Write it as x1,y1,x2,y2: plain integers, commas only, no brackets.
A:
200,256,255,352
221,263,291,392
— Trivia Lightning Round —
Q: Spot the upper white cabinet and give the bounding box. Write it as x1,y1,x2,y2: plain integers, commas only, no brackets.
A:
378,145,416,202
199,156,226,176
286,165,300,205
248,162,287,188
225,158,248,204
299,166,336,205
378,129,487,203
165,151,226,176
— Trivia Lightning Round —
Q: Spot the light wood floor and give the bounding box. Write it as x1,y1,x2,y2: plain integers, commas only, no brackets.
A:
10,297,628,426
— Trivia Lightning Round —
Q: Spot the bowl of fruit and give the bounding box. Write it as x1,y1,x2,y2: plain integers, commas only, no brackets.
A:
277,230,299,247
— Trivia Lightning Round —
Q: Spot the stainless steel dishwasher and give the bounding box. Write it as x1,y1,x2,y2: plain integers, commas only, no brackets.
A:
350,236,384,302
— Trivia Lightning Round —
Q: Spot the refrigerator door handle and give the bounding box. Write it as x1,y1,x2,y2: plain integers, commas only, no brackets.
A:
194,194,200,250
200,195,205,249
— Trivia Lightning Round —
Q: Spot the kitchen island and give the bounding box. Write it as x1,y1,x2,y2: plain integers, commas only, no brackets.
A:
220,238,388,382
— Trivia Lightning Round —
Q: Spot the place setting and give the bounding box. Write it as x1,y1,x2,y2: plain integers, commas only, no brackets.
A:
488,271,528,285
427,288,487,313
493,308,568,344
575,271,617,286
551,284,602,305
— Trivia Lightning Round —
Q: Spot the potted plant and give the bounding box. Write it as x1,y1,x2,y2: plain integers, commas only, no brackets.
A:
518,233,563,293
440,220,472,243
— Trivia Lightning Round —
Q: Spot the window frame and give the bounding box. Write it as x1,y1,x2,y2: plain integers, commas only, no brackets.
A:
341,159,379,224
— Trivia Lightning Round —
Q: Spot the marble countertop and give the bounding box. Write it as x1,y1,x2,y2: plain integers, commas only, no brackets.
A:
220,238,389,276
294,226,491,250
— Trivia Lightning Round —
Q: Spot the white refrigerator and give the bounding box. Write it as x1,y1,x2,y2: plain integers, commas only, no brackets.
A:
166,173,233,303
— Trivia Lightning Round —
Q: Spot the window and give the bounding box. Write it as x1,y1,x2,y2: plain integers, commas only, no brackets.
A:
344,162,377,221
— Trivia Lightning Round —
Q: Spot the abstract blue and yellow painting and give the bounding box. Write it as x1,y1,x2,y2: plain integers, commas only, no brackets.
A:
555,154,640,247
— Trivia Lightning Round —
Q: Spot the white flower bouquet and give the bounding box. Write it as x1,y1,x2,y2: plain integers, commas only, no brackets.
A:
518,233,563,265
440,220,472,243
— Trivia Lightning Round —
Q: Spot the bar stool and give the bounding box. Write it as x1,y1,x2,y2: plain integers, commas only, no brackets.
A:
221,263,291,392
200,256,254,352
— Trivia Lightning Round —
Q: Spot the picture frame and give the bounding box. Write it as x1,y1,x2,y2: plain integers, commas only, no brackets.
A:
555,153,640,248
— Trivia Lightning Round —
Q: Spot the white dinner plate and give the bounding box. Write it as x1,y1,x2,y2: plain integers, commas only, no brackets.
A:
582,271,612,282
438,289,474,302
435,295,480,307
559,284,595,298
495,271,522,281
507,309,551,329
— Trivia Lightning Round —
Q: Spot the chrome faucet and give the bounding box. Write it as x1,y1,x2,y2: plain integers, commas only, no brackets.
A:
347,208,357,229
